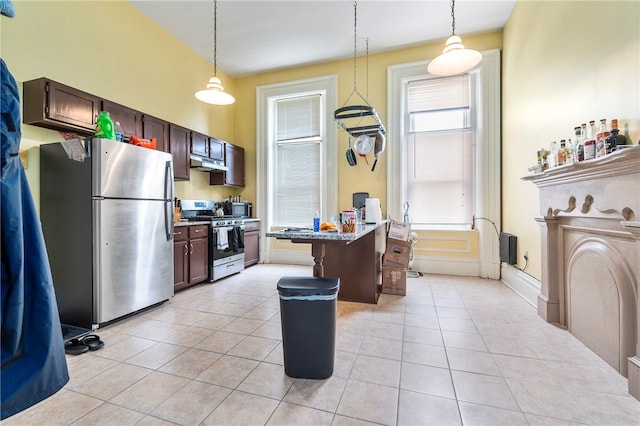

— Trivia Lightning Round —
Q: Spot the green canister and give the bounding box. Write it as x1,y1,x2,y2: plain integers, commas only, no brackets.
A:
95,111,116,140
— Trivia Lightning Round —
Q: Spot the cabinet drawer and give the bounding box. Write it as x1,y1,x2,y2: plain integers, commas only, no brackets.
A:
244,221,260,232
189,225,209,239
173,227,189,242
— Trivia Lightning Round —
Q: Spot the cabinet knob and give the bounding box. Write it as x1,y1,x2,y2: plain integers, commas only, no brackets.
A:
183,244,188,256
190,243,194,254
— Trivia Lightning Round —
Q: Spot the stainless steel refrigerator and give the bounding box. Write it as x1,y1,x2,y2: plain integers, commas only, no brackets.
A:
40,138,174,331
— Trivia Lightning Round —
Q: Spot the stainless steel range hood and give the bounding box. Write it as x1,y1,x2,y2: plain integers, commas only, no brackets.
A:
190,154,228,172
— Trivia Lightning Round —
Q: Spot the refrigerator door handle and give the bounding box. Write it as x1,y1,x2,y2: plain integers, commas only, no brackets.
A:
164,161,173,201
164,161,173,242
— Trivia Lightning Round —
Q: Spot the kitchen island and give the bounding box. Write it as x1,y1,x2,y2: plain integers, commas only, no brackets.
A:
266,222,387,304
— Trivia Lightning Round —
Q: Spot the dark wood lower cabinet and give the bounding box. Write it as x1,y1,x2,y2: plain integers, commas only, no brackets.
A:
173,225,209,292
244,220,260,267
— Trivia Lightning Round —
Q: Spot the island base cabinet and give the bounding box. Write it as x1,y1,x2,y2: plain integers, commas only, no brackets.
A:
321,225,384,304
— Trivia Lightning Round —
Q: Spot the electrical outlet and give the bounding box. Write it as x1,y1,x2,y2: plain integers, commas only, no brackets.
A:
524,250,529,261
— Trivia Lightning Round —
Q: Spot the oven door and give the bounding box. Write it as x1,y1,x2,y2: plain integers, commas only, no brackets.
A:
211,225,245,261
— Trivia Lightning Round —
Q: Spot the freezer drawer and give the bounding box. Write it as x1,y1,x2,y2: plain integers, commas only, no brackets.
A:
93,198,173,324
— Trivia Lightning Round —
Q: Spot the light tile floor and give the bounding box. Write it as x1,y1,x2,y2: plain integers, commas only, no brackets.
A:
5,264,640,425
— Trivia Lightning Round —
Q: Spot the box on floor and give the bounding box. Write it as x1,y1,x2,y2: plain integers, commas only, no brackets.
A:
382,266,406,295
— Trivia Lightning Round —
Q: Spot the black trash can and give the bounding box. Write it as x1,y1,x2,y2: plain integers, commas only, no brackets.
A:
277,276,340,379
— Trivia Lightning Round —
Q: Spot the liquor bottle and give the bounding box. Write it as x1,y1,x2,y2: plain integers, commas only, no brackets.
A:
550,141,558,167
575,126,584,161
584,121,597,160
557,140,566,166
606,119,626,152
595,118,610,157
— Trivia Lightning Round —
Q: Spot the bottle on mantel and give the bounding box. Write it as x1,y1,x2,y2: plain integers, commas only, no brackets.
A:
584,120,597,160
606,119,626,152
595,118,610,158
557,140,567,166
575,125,585,161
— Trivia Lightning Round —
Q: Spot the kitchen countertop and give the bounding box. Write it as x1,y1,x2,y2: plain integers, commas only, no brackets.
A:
266,221,386,242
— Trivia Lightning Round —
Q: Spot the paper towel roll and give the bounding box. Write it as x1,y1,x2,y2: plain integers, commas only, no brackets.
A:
365,198,382,224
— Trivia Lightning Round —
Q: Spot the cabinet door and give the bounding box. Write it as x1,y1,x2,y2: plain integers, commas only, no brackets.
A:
226,144,245,187
142,114,169,153
173,241,189,291
189,237,209,284
169,124,190,181
244,230,260,267
23,78,99,134
209,143,245,187
209,138,225,162
102,100,142,142
191,132,209,157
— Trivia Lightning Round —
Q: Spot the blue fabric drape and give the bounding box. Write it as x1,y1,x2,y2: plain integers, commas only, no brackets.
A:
1,58,69,420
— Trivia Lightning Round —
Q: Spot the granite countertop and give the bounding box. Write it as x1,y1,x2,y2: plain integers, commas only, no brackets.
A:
266,221,386,242
174,220,210,227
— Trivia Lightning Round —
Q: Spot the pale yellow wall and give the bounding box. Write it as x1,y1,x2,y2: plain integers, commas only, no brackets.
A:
2,0,238,204
235,32,501,260
234,31,502,214
502,1,640,281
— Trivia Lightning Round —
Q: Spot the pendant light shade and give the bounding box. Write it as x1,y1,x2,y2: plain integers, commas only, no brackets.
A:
195,76,235,105
195,0,235,105
427,0,482,77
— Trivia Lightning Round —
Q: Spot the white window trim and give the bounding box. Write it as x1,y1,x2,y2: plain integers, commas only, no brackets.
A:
386,49,501,279
256,75,339,263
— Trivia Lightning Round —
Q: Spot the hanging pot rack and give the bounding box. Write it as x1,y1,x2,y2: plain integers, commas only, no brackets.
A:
334,2,385,138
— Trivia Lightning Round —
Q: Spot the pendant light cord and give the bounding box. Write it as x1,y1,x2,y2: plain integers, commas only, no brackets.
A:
213,0,218,76
450,0,456,35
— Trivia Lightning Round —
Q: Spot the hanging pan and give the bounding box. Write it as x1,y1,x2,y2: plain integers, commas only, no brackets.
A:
354,134,373,165
346,137,357,166
370,130,386,172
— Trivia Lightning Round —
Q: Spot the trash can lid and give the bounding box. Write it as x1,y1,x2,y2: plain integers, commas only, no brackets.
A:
277,277,340,297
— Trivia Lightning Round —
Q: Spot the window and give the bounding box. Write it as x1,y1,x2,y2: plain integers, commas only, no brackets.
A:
256,75,338,236
407,75,473,225
272,94,322,226
387,50,501,278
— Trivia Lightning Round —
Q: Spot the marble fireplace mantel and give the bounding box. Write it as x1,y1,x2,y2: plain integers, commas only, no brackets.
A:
523,146,640,400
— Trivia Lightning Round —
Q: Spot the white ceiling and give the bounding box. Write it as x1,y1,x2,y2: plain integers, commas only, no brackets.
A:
128,0,515,78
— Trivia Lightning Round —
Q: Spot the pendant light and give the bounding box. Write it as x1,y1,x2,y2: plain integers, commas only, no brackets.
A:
195,0,235,105
427,0,482,76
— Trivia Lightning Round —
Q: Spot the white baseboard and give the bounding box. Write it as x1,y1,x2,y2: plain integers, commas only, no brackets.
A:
411,257,480,277
500,264,541,307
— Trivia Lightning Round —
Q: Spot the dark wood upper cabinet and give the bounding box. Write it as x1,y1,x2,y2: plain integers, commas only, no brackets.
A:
142,114,169,153
169,124,190,181
101,100,142,142
210,143,245,187
190,132,209,158
209,138,225,162
23,78,100,134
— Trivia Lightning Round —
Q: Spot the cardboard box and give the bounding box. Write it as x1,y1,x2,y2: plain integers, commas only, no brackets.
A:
388,220,411,241
382,267,406,295
382,237,411,268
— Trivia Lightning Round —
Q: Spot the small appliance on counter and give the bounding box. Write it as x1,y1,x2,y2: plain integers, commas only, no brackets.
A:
222,200,252,218
365,198,383,224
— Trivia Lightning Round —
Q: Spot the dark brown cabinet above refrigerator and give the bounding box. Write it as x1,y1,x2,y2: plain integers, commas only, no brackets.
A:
23,78,100,134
